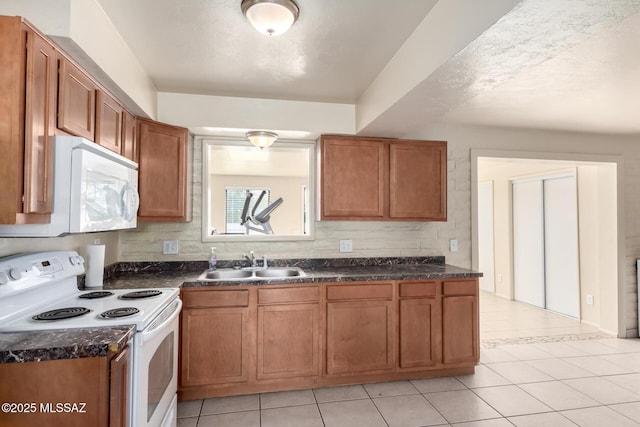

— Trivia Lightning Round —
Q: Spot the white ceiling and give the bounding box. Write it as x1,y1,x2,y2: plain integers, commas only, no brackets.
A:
96,0,640,136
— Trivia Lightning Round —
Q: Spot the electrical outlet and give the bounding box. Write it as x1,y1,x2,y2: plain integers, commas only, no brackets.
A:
587,294,594,305
339,239,353,253
163,240,179,255
449,239,458,252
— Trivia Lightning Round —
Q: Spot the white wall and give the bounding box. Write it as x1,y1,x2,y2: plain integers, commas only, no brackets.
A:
157,93,355,136
0,232,120,266
0,0,157,118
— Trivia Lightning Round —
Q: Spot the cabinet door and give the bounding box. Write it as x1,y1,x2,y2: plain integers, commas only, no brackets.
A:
257,303,319,380
442,280,479,365
181,307,250,386
389,141,447,220
137,118,190,221
58,58,96,140
109,346,129,427
0,357,109,427
399,297,439,369
23,28,56,215
95,90,123,154
326,300,393,375
121,111,137,162
321,136,385,219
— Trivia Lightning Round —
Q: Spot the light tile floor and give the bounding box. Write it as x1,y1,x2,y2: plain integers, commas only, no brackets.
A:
178,292,640,426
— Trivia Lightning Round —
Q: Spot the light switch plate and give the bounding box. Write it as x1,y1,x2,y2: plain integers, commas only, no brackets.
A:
163,240,179,255
339,240,353,253
449,239,458,252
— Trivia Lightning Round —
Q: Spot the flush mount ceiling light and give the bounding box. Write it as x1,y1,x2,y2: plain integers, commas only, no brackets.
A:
241,0,300,36
246,131,278,148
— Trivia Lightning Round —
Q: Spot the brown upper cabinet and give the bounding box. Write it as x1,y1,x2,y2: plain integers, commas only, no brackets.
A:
95,90,123,154
58,57,97,140
320,137,386,218
318,135,447,221
0,17,57,224
137,118,192,222
121,110,137,162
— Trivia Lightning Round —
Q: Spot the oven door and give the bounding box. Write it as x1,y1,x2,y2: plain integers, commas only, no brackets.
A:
130,298,182,427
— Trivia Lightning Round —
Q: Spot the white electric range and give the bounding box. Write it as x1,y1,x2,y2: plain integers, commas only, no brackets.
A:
0,251,182,427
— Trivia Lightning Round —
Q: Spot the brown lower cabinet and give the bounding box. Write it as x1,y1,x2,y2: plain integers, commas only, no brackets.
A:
0,346,129,427
179,279,478,400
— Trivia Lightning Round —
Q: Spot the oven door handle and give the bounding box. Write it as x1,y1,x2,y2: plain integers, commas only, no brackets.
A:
140,298,182,345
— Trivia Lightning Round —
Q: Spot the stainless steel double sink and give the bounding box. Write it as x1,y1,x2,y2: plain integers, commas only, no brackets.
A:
198,267,305,281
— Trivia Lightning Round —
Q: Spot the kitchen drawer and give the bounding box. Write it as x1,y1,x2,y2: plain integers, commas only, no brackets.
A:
442,280,477,296
399,281,437,297
258,286,319,305
182,289,249,308
326,283,392,300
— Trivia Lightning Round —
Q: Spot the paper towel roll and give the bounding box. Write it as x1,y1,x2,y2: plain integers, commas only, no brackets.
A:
86,244,105,288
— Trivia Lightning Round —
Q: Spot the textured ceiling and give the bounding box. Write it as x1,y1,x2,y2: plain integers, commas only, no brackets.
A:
97,0,437,103
97,0,640,135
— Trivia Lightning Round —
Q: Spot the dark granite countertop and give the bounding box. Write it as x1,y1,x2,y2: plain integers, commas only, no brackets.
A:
182,263,482,287
96,256,482,289
0,325,134,364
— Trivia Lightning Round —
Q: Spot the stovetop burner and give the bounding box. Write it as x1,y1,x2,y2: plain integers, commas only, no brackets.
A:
100,307,140,319
33,307,91,321
79,291,114,299
119,290,162,299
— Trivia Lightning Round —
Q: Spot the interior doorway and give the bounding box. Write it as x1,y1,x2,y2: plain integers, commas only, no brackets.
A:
512,173,579,319
473,154,619,336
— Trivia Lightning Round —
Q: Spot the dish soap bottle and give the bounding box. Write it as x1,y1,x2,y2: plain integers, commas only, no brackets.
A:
209,247,217,271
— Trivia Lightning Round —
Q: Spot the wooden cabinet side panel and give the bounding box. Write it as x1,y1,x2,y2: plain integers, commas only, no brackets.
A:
109,347,129,427
442,295,478,364
0,17,30,223
321,137,385,219
181,307,249,386
137,119,189,220
257,303,320,380
121,111,137,162
22,28,56,215
0,357,109,427
95,90,122,154
326,300,393,375
389,141,447,220
58,58,96,140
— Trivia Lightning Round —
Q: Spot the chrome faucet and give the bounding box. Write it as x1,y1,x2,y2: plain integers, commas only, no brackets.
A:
242,251,268,269
243,251,257,268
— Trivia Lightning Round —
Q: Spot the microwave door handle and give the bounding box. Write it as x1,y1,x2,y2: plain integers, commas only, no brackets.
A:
121,182,140,221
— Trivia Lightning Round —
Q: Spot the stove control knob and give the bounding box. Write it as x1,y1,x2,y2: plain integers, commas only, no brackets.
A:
69,255,84,266
0,272,8,285
9,268,23,280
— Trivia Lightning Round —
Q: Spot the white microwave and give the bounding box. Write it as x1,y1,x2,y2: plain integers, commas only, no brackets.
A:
0,136,139,237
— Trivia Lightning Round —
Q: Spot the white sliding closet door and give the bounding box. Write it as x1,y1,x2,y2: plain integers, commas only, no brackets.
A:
513,180,545,308
544,176,579,318
478,181,495,293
